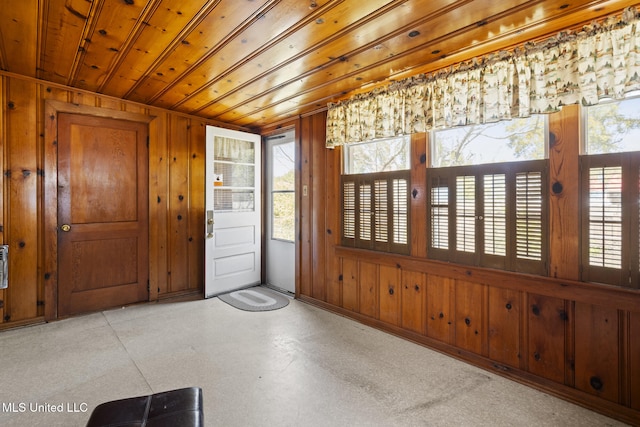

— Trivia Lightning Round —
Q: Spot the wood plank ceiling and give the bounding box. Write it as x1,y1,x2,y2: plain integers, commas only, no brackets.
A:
1,0,638,130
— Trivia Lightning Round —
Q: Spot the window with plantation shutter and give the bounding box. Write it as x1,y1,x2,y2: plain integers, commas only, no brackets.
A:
341,170,410,254
428,160,547,274
581,152,640,287
341,136,411,254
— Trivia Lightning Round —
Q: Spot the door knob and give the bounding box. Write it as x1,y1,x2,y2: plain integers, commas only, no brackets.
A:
60,224,71,232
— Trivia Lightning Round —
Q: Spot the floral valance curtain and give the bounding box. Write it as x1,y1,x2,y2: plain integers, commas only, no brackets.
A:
326,7,640,148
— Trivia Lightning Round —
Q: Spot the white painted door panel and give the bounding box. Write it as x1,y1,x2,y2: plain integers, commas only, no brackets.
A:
205,126,261,297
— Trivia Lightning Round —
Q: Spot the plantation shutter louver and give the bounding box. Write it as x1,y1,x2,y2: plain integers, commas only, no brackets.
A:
456,175,476,253
515,171,544,261
588,166,623,269
359,184,372,241
393,178,408,245
374,180,388,243
430,179,449,251
343,181,355,240
484,174,507,256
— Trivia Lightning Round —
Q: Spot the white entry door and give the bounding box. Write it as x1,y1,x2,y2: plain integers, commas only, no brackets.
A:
205,126,261,297
266,131,296,293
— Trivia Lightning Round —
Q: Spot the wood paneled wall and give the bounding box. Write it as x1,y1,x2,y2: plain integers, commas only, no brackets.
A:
0,72,215,326
294,107,640,424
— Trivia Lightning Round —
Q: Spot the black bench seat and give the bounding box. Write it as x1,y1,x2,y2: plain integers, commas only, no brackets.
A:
85,387,203,427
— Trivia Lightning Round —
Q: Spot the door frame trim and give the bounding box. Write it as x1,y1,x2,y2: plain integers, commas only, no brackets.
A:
43,100,155,320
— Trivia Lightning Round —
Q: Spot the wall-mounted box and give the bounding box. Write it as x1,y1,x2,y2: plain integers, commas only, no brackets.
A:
0,245,7,289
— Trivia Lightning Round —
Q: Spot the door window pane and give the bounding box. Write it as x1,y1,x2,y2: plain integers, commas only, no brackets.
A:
271,141,295,242
272,192,295,241
213,136,255,212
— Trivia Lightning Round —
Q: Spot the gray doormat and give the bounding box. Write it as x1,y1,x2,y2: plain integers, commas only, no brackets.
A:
217,286,290,312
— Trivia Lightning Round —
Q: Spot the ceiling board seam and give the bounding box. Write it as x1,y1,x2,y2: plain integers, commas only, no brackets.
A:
67,0,105,87
36,0,48,78
0,26,6,71
143,0,288,105
96,0,164,94
120,0,224,100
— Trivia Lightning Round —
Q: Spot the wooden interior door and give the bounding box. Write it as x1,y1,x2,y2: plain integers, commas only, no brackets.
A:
57,113,148,317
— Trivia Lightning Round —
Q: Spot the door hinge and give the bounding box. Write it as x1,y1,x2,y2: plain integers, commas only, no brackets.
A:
37,300,45,307
147,135,150,148
147,280,150,293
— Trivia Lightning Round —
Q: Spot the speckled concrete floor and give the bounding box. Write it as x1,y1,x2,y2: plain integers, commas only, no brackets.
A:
0,297,628,427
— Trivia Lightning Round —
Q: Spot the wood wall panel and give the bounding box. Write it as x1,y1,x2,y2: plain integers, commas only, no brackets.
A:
5,78,39,322
455,280,486,356
311,113,326,301
548,105,580,281
574,303,620,403
425,274,454,344
188,122,206,293
342,257,358,312
527,294,566,384
410,132,427,258
358,261,378,319
630,311,640,410
325,143,341,306
0,76,4,322
299,115,312,297
401,269,425,334
168,115,190,293
149,111,169,298
488,287,522,368
379,264,400,326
